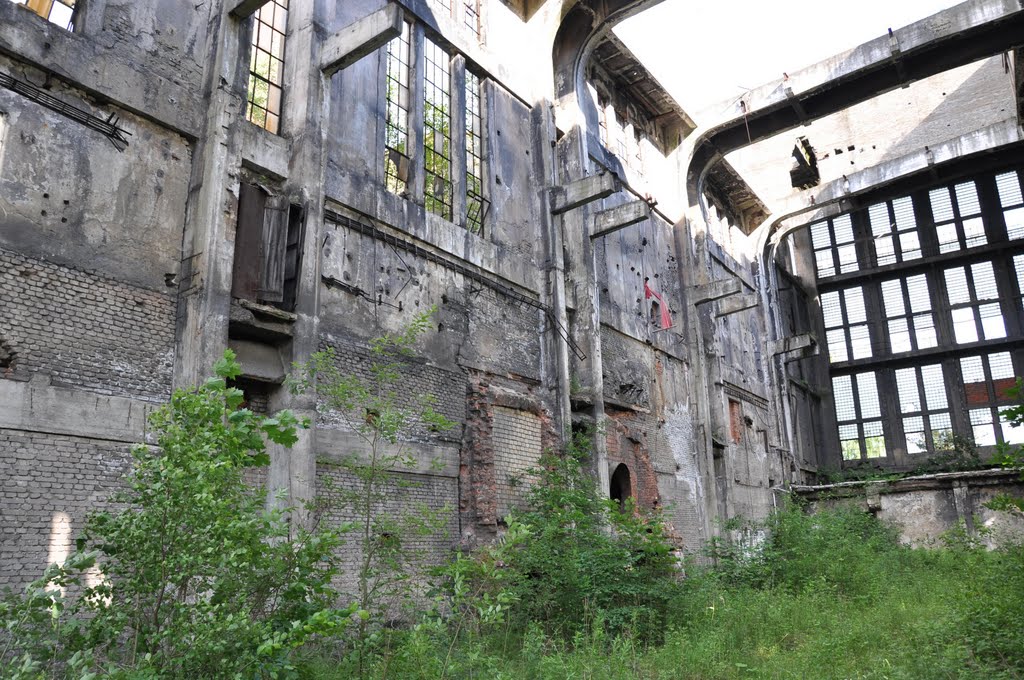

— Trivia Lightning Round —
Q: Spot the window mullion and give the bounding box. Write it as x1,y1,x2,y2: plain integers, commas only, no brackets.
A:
407,24,427,203
450,54,468,228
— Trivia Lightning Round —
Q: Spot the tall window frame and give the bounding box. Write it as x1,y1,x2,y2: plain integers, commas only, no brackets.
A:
894,364,952,455
832,372,886,461
423,37,453,221
960,352,1023,446
929,179,986,253
880,274,937,354
942,260,1006,345
810,214,859,278
869,195,921,266
465,69,487,235
245,0,289,135
384,21,413,194
995,169,1024,240
820,286,871,363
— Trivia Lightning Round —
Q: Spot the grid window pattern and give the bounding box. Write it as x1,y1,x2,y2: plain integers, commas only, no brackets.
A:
810,214,858,278
12,0,75,29
895,364,952,454
996,170,1024,240
245,0,288,135
464,0,481,37
960,353,1023,446
881,275,936,353
384,22,412,194
833,372,886,460
429,0,454,16
869,196,920,266
423,37,453,221
820,287,871,363
943,261,1006,344
929,180,987,253
465,70,486,234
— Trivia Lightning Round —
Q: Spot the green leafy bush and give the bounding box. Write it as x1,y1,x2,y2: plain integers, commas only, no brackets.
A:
441,427,678,643
0,351,352,679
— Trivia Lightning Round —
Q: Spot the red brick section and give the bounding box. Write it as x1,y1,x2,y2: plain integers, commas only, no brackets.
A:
458,371,558,547
604,409,661,511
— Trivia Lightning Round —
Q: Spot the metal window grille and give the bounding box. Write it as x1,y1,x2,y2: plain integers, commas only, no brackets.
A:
943,261,1006,344
384,21,412,194
880,274,936,353
423,37,452,221
869,195,920,265
996,170,1024,240
960,352,1022,445
832,372,886,460
810,214,858,278
463,0,481,37
895,364,951,454
465,70,487,235
13,0,75,29
820,287,870,363
929,180,987,253
245,0,288,134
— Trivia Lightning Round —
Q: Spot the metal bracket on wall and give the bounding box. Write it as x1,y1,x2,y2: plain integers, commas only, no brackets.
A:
0,71,131,151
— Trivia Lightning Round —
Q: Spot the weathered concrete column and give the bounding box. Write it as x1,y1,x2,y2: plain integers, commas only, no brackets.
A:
173,6,249,388
450,55,468,228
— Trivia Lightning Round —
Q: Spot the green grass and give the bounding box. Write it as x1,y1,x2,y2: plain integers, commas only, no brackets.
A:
297,505,1024,679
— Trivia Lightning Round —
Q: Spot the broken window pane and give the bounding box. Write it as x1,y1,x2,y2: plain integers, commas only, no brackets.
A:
863,420,886,458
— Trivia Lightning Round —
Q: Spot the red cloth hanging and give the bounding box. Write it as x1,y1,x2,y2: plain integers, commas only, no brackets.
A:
643,280,673,329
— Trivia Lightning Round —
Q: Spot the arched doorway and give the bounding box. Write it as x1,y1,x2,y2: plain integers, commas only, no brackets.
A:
610,463,632,511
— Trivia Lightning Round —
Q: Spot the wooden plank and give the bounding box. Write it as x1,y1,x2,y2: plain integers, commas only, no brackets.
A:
232,182,266,301
258,195,289,302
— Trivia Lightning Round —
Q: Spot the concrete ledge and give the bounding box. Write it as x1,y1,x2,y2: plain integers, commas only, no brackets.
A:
793,467,1024,499
315,427,459,477
0,376,155,443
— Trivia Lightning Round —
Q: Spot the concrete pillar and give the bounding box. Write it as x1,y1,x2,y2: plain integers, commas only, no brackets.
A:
173,7,249,388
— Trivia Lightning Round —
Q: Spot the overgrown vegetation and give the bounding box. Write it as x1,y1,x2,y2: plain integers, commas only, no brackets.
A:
4,317,1023,678
0,351,351,679
289,308,455,675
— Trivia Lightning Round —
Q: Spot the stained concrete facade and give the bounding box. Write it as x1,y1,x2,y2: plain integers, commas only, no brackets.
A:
1,0,1024,591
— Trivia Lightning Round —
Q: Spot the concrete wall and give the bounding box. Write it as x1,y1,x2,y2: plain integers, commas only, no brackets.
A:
797,469,1024,548
1,0,1021,596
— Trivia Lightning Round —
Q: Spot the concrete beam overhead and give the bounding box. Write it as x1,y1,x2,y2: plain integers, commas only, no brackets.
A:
692,278,742,305
321,4,404,77
591,200,651,239
550,172,619,215
715,293,760,317
229,0,266,19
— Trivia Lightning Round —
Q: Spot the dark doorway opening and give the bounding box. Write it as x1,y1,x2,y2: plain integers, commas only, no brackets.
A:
610,463,632,511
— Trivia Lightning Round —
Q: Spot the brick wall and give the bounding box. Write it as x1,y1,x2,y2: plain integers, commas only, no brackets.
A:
315,464,458,603
316,334,466,443
0,429,131,589
0,249,175,401
492,406,543,518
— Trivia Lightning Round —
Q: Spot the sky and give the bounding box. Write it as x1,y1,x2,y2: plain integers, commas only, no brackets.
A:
615,0,963,119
